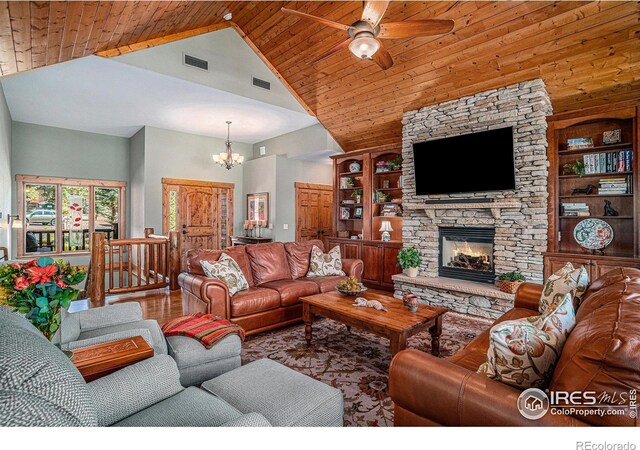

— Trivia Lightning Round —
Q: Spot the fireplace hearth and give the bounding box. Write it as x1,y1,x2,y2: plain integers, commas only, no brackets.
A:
439,227,495,284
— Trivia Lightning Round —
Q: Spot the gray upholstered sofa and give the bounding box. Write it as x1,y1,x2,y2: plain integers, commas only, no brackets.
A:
0,309,344,427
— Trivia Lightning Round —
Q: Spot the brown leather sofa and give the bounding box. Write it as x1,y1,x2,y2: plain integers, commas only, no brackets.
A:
390,267,640,427
178,240,363,335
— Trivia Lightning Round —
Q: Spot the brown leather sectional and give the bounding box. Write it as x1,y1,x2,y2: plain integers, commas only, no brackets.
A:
178,240,364,335
390,267,640,426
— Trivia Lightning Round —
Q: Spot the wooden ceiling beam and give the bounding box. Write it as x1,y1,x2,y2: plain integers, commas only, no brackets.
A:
96,21,233,58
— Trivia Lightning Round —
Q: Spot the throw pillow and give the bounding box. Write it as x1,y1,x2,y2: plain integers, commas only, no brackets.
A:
306,245,346,278
200,253,250,296
538,262,589,313
478,293,576,389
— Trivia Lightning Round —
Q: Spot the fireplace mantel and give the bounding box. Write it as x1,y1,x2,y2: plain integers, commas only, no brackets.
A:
404,201,522,219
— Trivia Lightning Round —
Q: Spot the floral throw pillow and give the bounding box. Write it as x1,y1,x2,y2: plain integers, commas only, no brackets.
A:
539,262,589,313
200,253,249,297
477,293,576,389
306,245,346,278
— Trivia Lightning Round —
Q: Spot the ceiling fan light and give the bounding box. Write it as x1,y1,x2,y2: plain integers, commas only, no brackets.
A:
349,33,379,59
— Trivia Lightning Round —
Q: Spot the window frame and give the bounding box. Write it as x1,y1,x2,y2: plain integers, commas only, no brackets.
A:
17,175,126,258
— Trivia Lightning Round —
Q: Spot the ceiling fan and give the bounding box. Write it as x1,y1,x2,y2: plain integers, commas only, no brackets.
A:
281,1,455,70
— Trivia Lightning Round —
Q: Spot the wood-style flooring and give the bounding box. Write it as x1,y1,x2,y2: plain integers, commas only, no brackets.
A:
69,288,184,325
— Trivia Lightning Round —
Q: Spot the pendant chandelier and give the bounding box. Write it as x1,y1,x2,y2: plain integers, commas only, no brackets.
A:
213,121,244,170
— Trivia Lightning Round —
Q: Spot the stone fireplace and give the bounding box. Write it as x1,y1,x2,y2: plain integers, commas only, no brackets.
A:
439,227,495,284
393,79,553,319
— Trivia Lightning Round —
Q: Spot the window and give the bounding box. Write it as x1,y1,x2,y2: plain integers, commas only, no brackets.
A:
18,176,126,257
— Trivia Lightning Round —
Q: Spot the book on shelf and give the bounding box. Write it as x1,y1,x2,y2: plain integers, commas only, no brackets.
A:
598,176,631,195
582,149,633,175
561,202,590,216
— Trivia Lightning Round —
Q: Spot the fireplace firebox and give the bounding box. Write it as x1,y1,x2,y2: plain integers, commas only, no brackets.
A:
439,227,495,284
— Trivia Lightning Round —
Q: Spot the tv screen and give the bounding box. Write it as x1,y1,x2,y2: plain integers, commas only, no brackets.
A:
412,127,515,196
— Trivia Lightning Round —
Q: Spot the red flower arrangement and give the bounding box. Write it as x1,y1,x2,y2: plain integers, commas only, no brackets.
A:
0,257,86,341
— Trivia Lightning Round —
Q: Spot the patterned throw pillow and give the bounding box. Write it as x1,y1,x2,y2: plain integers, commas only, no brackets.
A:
306,245,346,278
200,253,250,297
539,262,589,313
478,293,576,389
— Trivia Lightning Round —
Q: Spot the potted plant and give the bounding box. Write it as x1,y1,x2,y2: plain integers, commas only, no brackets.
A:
0,257,86,342
496,271,526,294
397,246,421,278
351,188,363,204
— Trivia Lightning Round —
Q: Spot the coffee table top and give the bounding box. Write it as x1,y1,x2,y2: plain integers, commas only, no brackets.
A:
300,290,447,333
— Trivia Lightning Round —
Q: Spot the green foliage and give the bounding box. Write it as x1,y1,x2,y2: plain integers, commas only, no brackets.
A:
497,271,527,282
351,188,363,198
95,188,120,226
0,257,86,341
397,246,421,269
562,159,585,177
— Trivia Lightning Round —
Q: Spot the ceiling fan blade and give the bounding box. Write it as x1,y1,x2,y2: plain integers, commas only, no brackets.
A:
311,39,351,64
372,40,393,70
281,7,351,31
378,19,455,39
361,0,390,27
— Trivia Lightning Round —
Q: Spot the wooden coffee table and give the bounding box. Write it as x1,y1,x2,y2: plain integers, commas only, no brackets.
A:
301,291,447,357
72,335,154,382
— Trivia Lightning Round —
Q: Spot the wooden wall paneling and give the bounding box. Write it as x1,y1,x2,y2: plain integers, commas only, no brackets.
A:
0,2,17,75
70,1,100,60
29,1,49,68
382,245,401,286
83,1,116,56
8,1,31,72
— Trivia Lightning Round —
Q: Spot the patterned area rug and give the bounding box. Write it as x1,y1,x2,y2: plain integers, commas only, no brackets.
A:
241,312,492,427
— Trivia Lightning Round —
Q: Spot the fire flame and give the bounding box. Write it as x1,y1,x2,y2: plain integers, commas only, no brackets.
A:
453,241,488,259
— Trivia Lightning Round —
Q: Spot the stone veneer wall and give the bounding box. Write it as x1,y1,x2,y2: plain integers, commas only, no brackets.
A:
396,79,553,319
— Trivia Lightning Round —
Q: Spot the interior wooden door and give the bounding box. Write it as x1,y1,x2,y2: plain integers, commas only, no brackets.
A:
296,183,333,245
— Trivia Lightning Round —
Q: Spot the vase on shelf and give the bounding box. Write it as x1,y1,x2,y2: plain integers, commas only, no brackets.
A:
405,267,419,278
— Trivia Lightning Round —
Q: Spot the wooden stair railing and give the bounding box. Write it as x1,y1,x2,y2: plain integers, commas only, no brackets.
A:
89,229,180,304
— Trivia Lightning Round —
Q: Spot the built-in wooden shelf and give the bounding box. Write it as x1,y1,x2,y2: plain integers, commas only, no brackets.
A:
374,170,402,175
559,171,632,179
339,171,363,176
392,274,515,301
560,215,633,220
374,188,402,192
558,142,633,156
559,194,633,199
404,201,522,220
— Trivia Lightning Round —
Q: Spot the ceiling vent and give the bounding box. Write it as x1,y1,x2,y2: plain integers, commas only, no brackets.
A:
251,76,271,91
183,54,208,71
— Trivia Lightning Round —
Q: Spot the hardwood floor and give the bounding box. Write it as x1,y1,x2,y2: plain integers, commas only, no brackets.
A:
69,288,184,326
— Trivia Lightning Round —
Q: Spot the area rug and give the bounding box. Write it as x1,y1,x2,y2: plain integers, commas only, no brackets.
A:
241,312,492,427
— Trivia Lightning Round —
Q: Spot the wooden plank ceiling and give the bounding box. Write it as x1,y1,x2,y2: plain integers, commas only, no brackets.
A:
0,1,638,151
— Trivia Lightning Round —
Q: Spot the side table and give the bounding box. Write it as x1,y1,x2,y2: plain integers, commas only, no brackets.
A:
71,335,154,382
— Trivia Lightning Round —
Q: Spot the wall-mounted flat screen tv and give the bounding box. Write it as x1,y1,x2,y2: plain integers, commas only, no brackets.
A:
412,127,516,196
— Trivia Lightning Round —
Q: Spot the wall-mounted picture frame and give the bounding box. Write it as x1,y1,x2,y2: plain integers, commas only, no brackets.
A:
353,206,363,219
247,192,269,223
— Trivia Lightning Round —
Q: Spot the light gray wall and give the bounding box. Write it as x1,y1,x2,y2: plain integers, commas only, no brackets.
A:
242,156,277,239
243,155,333,242
129,128,145,238
141,126,253,235
0,84,11,252
115,27,307,115
10,122,130,262
252,124,342,159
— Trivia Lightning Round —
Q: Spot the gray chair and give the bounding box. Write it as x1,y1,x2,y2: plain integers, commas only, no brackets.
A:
0,309,344,427
59,302,167,355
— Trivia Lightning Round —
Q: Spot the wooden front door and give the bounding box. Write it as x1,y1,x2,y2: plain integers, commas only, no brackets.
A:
296,183,333,245
162,178,234,269
180,186,219,254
